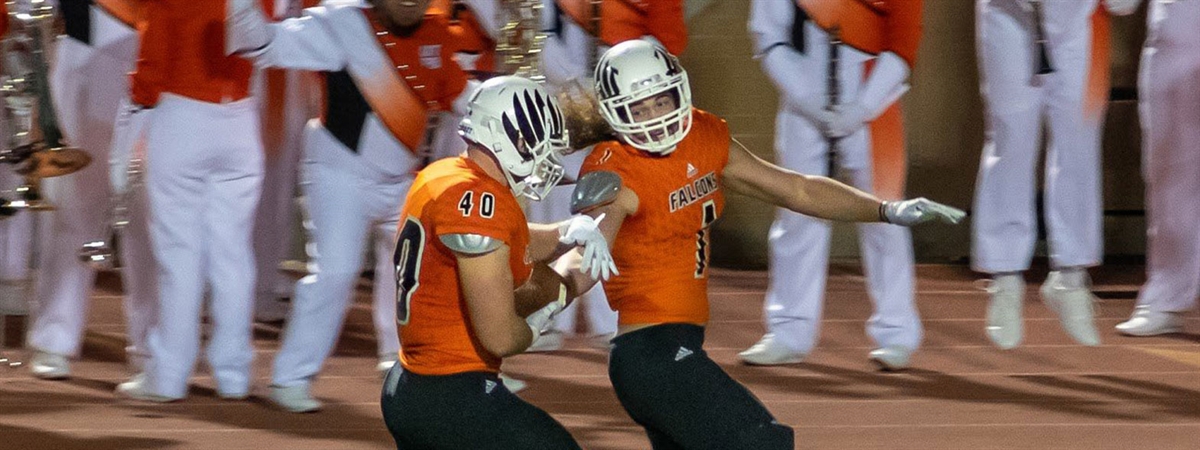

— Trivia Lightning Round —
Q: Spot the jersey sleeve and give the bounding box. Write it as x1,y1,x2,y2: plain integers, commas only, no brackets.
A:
428,182,524,248
580,142,640,215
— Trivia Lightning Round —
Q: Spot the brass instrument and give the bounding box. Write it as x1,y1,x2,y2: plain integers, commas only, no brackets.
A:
496,0,547,81
1,0,90,214
78,151,142,270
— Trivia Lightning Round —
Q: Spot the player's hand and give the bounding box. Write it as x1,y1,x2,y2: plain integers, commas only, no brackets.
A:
825,102,870,139
881,198,966,226
558,214,618,281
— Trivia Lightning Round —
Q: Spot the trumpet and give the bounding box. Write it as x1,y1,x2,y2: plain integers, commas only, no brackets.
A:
496,0,547,81
1,0,89,213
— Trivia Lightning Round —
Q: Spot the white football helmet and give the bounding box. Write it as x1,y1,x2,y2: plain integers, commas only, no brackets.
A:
459,76,568,200
593,40,693,155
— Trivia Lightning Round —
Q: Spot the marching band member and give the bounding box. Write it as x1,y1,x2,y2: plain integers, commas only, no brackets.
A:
741,0,927,369
28,0,159,380
227,0,477,412
973,0,1116,349
1116,0,1200,337
116,0,267,402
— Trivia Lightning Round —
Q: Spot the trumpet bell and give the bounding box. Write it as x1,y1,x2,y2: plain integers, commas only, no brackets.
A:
15,145,91,178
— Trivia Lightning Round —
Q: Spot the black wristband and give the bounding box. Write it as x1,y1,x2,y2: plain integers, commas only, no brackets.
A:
879,201,890,223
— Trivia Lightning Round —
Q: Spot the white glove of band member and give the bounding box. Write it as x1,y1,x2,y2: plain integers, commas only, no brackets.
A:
825,102,871,139
526,285,568,337
881,198,967,226
789,93,837,132
226,0,273,55
558,213,618,281
1103,0,1141,16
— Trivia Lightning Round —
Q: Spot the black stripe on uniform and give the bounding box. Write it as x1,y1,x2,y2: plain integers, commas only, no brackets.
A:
62,0,93,45
323,70,372,153
792,3,809,55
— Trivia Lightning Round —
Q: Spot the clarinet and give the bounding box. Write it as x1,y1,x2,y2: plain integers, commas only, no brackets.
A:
826,25,841,179
1030,0,1054,75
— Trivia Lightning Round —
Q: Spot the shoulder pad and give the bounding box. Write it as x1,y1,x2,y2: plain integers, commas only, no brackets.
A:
440,233,503,255
570,171,622,214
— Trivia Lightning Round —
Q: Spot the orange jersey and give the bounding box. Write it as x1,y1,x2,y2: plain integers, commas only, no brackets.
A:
579,110,729,325
555,0,687,55
397,157,532,375
797,0,923,66
131,0,265,107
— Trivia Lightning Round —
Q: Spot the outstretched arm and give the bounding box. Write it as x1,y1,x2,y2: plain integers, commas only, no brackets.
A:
722,140,964,225
226,0,347,71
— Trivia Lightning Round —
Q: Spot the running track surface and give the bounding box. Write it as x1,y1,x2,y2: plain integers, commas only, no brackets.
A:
1,264,1198,449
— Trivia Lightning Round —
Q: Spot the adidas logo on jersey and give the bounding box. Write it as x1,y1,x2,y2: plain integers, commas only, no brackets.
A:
485,379,498,394
674,346,694,361
686,163,697,177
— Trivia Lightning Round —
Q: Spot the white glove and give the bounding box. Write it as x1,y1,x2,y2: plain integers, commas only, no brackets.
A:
558,213,618,281
525,286,568,337
825,102,871,139
881,198,967,226
226,0,273,55
788,93,837,131
1104,0,1140,16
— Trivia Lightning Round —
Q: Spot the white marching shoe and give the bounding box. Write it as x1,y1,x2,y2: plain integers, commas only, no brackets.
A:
1040,271,1101,346
738,333,806,366
868,346,912,371
1116,307,1184,337
30,351,70,380
269,384,322,413
116,374,181,403
984,274,1024,350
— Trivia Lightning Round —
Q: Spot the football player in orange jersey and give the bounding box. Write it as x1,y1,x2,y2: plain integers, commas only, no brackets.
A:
380,76,611,450
576,40,964,449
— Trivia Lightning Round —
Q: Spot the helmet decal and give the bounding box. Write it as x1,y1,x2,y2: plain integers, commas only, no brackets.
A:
459,76,568,200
